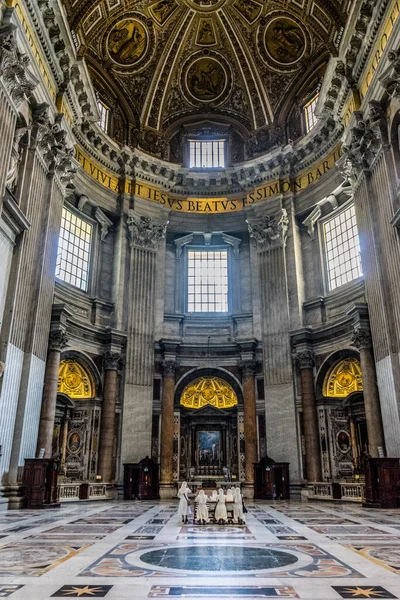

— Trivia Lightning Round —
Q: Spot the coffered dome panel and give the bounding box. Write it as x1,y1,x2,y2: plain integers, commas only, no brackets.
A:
63,0,348,159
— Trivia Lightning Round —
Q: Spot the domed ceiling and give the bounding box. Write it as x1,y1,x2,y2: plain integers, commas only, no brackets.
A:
63,0,348,160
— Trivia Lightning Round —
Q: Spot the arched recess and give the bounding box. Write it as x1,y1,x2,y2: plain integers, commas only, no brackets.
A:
175,367,243,408
316,348,360,401
315,349,368,480
173,367,243,481
59,349,102,398
55,351,102,481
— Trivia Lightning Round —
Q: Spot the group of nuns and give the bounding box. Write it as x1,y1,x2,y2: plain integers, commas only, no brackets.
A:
177,482,246,525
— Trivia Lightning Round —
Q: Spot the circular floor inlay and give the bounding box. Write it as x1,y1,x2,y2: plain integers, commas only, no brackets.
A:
139,545,298,572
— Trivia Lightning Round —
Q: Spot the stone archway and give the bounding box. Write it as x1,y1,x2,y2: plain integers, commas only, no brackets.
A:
174,371,244,483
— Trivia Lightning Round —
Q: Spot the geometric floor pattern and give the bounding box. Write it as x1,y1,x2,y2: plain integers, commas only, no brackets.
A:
0,500,399,598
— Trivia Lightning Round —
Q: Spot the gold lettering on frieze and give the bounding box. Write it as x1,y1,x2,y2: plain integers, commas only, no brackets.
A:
13,2,57,101
76,144,343,212
360,0,400,100
75,147,120,192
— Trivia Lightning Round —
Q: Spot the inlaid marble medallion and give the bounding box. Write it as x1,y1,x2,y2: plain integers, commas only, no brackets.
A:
79,542,363,578
0,542,90,576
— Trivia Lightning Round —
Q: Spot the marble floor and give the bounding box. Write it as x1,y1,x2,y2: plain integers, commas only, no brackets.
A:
0,500,399,598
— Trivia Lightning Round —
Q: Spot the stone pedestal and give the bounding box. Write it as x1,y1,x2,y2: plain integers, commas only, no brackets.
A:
36,331,68,458
97,352,121,482
295,351,322,482
241,361,258,492
160,361,176,487
352,330,385,457
159,483,177,499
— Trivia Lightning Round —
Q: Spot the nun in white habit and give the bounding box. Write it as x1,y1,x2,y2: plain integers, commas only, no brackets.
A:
214,488,228,524
210,489,218,502
177,481,192,523
195,489,209,524
233,486,245,524
226,488,234,502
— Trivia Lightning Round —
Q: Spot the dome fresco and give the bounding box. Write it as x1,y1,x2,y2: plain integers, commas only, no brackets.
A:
63,0,347,160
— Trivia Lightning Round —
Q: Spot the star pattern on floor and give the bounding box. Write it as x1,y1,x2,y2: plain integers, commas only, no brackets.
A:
0,586,24,598
333,586,397,598
51,585,112,597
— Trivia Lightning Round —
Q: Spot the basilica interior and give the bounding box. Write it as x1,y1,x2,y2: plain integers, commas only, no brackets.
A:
1,0,400,597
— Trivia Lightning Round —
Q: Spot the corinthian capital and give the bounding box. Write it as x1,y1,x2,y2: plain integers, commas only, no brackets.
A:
246,209,289,251
103,351,122,371
380,49,400,100
49,330,68,351
127,210,168,250
295,350,315,369
342,113,383,183
0,23,37,106
351,329,372,350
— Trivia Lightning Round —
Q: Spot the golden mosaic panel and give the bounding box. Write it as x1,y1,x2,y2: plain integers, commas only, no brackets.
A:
58,360,94,399
322,358,363,398
180,377,238,409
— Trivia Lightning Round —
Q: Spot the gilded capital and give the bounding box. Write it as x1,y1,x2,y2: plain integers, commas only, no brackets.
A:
351,329,372,350
48,330,68,351
295,350,315,369
103,351,122,371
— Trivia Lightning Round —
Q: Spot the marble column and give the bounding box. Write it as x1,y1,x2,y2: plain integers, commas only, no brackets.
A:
159,361,176,497
97,352,121,483
352,329,385,457
241,360,258,490
60,416,69,476
295,350,322,481
36,330,68,458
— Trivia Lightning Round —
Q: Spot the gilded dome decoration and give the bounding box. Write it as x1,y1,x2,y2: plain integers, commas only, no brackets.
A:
180,376,238,409
58,360,94,399
322,358,363,399
183,53,232,105
107,19,148,66
62,0,347,158
264,17,307,66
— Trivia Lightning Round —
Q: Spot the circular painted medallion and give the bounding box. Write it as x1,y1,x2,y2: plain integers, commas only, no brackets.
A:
183,54,231,105
264,17,306,65
107,19,148,66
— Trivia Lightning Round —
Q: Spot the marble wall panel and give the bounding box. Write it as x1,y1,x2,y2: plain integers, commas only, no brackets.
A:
0,225,14,331
376,355,400,456
121,383,153,465
0,343,24,479
264,382,300,480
